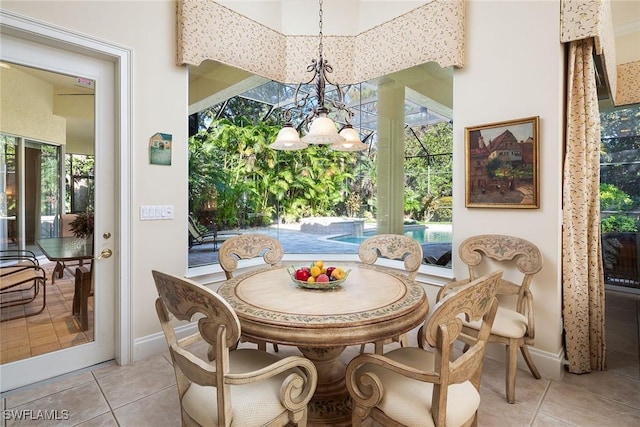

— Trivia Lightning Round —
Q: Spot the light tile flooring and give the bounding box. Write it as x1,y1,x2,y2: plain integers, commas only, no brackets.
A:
0,264,94,364
1,289,638,426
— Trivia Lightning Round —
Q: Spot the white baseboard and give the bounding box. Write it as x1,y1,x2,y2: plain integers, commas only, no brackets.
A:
134,323,199,362
484,343,565,381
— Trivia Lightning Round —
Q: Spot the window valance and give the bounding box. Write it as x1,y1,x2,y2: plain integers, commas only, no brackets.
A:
561,0,639,106
177,0,465,85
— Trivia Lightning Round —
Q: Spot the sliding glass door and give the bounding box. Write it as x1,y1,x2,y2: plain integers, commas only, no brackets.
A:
1,135,62,251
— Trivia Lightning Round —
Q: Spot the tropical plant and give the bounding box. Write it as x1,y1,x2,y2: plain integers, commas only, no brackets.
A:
600,183,638,232
69,209,94,238
188,104,454,229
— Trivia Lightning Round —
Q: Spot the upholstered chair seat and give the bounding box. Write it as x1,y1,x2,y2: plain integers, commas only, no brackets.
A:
181,349,303,426
356,347,481,427
466,306,528,338
347,271,502,427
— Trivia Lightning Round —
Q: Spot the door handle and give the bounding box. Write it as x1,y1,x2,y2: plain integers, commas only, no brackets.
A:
97,248,113,259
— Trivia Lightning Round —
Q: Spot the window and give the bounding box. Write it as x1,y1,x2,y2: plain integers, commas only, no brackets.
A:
187,63,453,269
66,153,94,213
600,104,640,289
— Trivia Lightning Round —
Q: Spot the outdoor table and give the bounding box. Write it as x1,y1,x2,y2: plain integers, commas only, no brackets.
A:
37,237,93,330
217,263,429,426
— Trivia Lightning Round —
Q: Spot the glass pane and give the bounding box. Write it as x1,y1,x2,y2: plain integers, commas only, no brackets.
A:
39,143,61,239
600,104,640,289
66,154,95,214
188,63,453,269
1,135,18,250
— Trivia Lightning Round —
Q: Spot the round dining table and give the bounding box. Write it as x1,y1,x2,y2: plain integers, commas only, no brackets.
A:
217,263,429,426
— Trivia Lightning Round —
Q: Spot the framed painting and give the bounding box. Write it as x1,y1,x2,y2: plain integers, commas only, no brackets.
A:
465,116,539,208
149,132,172,165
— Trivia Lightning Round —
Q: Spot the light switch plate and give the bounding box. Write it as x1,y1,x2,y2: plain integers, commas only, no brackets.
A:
140,205,174,220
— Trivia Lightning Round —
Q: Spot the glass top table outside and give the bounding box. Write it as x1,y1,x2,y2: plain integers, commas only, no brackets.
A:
36,237,94,261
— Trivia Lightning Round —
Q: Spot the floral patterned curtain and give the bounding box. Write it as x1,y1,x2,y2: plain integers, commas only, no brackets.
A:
562,38,606,373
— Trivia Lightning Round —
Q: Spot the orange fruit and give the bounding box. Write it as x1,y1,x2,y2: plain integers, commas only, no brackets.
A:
314,260,324,269
307,276,316,283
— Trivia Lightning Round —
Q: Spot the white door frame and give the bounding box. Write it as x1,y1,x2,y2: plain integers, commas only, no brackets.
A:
0,10,132,375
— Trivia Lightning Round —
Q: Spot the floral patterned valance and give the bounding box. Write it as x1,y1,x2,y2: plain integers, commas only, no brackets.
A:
177,0,464,84
561,0,638,106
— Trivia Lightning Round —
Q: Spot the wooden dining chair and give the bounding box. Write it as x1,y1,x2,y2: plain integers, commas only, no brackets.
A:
346,271,502,427
218,233,283,351
152,270,317,427
434,234,543,403
357,233,424,353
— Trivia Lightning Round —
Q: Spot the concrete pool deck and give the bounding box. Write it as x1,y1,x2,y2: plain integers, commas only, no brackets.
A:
188,223,452,268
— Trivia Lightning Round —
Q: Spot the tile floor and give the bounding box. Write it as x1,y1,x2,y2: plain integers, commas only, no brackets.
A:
0,264,94,364
1,289,638,426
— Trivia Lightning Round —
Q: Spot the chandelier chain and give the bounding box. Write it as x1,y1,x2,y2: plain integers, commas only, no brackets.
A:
318,0,324,60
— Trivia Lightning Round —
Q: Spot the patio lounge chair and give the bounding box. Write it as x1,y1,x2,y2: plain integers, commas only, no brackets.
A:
188,215,240,250
1,250,47,321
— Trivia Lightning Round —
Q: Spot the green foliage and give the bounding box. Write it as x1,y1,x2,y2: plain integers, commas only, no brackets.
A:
431,196,453,222
189,118,358,228
404,122,453,222
345,193,362,218
599,183,638,232
600,183,634,211
188,114,454,229
601,215,638,233
69,209,94,238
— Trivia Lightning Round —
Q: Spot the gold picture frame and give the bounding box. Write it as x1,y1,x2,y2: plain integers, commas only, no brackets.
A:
465,116,539,208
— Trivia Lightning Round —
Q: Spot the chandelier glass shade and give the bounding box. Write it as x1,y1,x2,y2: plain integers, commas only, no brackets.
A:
269,0,366,152
331,125,369,152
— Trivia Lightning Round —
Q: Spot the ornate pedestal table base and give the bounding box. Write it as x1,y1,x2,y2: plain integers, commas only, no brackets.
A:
299,346,351,426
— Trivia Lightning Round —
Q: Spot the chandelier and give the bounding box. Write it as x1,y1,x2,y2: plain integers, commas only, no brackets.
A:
269,0,368,152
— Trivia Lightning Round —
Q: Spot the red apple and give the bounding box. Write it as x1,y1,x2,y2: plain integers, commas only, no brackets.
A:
295,269,310,281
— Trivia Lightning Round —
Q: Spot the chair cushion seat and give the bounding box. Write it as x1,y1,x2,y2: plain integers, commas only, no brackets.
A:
182,349,291,426
465,306,527,338
360,347,480,427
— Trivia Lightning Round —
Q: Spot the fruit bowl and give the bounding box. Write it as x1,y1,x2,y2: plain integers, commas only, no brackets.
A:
287,266,351,290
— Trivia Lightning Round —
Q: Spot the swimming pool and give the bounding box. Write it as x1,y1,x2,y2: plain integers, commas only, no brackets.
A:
329,226,452,245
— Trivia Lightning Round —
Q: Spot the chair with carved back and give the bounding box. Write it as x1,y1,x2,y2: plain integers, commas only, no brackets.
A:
152,270,317,427
433,234,543,403
358,233,424,353
346,271,502,427
218,234,283,352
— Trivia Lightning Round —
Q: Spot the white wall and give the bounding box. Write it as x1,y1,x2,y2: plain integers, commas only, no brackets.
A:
2,0,566,378
0,67,66,144
453,0,565,374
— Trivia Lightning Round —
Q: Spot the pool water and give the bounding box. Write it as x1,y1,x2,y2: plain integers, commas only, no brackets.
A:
329,227,452,245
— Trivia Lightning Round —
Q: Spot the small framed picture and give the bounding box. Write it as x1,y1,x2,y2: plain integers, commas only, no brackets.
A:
465,116,539,208
149,132,172,165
